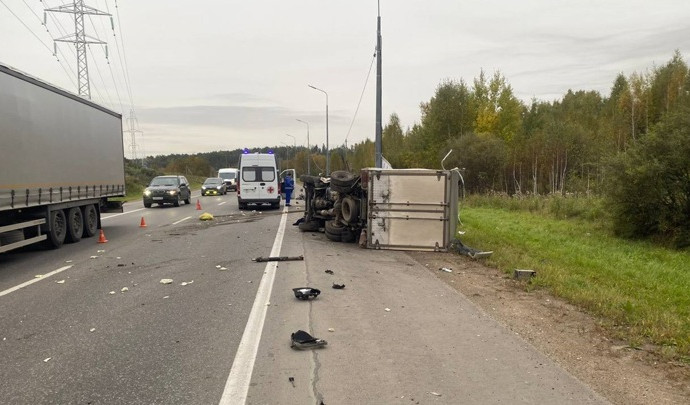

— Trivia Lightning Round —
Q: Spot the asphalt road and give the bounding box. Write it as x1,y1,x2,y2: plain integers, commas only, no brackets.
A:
0,192,611,404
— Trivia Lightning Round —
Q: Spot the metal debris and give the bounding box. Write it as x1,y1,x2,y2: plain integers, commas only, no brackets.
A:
332,283,345,289
290,330,328,350
439,267,453,273
292,287,321,300
325,269,334,275
252,255,304,262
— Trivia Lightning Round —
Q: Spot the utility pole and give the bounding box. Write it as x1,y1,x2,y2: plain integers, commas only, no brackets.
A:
45,1,110,99
374,0,383,168
123,109,144,164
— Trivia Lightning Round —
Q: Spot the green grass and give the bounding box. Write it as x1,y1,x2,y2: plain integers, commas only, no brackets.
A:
458,198,690,358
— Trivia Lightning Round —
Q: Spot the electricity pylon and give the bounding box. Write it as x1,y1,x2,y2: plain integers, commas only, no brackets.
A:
124,109,144,163
45,1,110,99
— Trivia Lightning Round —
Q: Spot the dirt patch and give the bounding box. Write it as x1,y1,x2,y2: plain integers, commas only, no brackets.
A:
408,251,690,405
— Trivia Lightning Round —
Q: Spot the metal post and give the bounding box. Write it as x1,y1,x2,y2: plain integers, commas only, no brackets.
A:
296,119,310,175
308,85,329,176
374,0,383,168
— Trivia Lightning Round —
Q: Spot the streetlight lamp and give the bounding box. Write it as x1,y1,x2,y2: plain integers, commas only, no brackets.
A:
308,84,329,176
285,133,296,169
296,119,310,175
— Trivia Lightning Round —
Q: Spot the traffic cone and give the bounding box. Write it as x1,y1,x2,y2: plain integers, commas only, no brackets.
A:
196,199,202,210
97,229,108,243
140,217,147,228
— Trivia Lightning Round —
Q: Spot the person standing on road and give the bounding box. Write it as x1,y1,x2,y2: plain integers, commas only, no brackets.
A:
284,173,294,206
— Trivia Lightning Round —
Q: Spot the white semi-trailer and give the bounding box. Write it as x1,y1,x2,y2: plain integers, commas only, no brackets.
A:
0,63,125,253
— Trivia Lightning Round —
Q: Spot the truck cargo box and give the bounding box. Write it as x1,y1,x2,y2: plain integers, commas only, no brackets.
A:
0,63,125,212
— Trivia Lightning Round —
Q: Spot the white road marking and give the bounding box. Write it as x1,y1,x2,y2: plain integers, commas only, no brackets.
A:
172,216,192,225
218,201,227,206
0,265,73,298
218,208,288,405
101,207,146,220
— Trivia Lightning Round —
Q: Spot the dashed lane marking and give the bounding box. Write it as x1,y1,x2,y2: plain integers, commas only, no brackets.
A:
0,265,73,298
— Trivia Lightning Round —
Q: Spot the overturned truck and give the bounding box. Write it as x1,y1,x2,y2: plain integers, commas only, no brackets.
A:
298,168,460,252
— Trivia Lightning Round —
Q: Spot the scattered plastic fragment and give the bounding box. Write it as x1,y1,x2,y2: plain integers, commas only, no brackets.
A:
215,265,221,269
332,283,345,289
328,328,335,332
288,376,295,387
55,280,65,284
90,256,98,259
199,212,214,221
43,357,51,363
117,264,126,267
65,260,73,263
90,328,96,333
292,287,321,300
290,330,328,350
121,287,129,293
219,267,228,271
440,267,453,273
429,392,442,397
97,250,105,253
163,296,169,299
325,269,334,275
180,280,194,286
384,308,391,312
109,291,116,295
116,257,121,260
160,279,173,285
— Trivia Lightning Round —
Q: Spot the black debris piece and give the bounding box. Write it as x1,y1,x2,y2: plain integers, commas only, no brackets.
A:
332,283,345,289
252,255,304,262
117,264,126,267
324,269,334,275
292,287,321,300
288,377,295,387
291,330,328,350
293,217,305,226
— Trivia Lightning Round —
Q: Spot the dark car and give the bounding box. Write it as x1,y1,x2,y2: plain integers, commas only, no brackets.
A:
201,177,227,196
143,175,191,207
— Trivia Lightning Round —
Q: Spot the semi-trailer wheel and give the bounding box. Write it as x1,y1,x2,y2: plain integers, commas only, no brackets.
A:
65,207,84,243
82,204,98,237
47,209,67,248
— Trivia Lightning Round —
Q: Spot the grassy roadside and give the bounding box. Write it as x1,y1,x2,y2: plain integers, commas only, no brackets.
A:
458,197,690,359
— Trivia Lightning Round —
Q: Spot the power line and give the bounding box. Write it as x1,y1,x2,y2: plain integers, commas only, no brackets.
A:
343,52,376,147
109,0,134,109
1,0,76,87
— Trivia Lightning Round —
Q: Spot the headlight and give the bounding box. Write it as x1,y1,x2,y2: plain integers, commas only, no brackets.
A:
143,189,152,196
216,186,222,189
168,190,178,195
201,186,207,190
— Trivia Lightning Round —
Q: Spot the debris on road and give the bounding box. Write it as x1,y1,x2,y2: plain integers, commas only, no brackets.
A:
90,256,98,259
65,260,73,263
328,328,335,332
180,280,194,286
215,265,221,268
288,376,295,387
290,330,328,350
43,357,51,363
325,269,334,275
514,269,537,281
117,264,126,267
332,283,345,289
429,392,442,397
97,250,105,253
384,308,391,312
199,212,214,221
450,239,493,260
109,291,116,295
121,287,129,293
292,287,321,300
219,267,228,271
55,280,65,284
252,255,304,262
160,279,173,285
89,328,96,333
439,267,453,273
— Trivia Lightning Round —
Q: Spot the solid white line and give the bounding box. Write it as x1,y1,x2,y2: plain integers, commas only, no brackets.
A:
218,208,288,405
218,201,227,206
172,216,192,225
101,207,146,220
0,265,73,298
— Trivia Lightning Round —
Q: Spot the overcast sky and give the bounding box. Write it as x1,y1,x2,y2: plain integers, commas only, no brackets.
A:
2,0,690,157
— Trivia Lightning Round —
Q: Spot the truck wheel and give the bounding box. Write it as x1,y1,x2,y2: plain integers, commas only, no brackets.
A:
325,220,344,242
82,204,98,237
298,220,320,232
174,196,181,207
65,207,84,243
330,170,356,187
341,196,359,223
47,209,67,248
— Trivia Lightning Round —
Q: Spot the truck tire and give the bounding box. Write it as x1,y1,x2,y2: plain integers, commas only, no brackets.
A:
341,227,357,243
47,209,67,248
330,170,356,187
325,220,344,242
65,207,84,243
341,196,359,223
298,220,320,232
82,204,98,237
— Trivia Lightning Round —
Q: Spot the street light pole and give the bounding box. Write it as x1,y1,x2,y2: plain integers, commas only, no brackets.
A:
296,119,310,175
286,133,296,169
308,84,329,176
